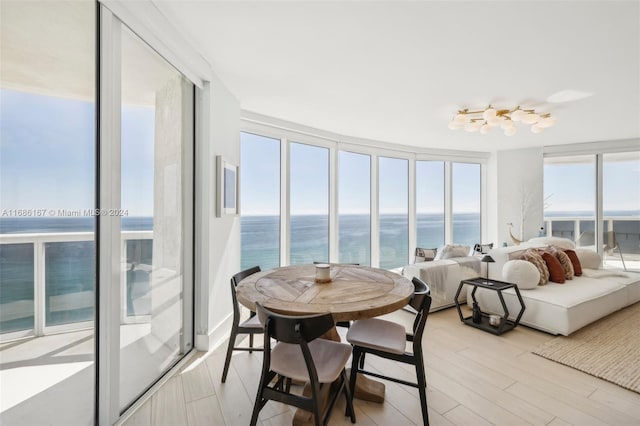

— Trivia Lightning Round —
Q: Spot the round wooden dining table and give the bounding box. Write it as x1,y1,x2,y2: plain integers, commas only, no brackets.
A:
236,263,414,322
236,263,414,417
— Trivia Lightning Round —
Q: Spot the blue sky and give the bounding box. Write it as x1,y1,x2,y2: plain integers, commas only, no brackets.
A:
241,132,483,215
1,89,154,216
2,89,638,218
544,158,640,213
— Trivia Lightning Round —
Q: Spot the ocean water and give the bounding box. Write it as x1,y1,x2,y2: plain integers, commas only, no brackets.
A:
241,213,481,271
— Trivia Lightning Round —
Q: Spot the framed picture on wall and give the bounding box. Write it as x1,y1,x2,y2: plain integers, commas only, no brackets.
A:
216,155,238,217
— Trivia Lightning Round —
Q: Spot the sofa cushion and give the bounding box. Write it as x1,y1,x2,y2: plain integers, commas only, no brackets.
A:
576,248,601,270
502,260,539,289
522,249,549,286
555,250,574,280
473,243,494,254
414,247,437,263
527,236,576,250
542,252,566,283
436,244,470,259
564,249,582,276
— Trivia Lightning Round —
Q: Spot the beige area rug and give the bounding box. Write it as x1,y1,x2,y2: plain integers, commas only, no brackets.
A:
532,302,640,394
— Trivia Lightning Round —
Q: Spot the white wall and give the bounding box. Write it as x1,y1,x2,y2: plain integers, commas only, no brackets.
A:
195,74,241,351
494,147,545,246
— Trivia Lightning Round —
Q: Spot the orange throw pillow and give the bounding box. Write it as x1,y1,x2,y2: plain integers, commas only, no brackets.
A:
542,252,565,283
564,249,582,276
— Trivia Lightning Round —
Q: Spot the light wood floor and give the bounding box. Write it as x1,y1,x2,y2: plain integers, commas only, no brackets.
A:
121,307,640,426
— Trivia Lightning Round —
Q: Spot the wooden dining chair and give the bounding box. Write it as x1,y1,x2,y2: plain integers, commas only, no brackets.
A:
221,266,263,383
346,277,432,425
250,303,356,426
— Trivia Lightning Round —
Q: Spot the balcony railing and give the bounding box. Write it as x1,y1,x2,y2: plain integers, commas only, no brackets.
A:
543,216,640,263
2,217,637,341
0,231,153,341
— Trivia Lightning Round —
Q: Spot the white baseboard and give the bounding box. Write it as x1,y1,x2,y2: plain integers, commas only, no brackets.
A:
195,312,233,352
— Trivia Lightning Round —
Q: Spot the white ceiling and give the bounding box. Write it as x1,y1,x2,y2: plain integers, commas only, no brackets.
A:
1,1,179,106
156,0,640,152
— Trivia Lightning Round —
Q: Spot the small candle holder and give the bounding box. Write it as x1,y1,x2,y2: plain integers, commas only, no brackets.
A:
489,314,501,327
315,263,331,283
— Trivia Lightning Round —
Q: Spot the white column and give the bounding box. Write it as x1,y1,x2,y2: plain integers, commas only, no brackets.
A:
329,146,338,262
371,155,380,267
408,157,417,265
280,138,290,266
98,6,122,424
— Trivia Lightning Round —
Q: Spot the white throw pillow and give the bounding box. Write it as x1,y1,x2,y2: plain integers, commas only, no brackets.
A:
527,237,576,250
502,260,540,289
575,248,601,269
436,244,470,260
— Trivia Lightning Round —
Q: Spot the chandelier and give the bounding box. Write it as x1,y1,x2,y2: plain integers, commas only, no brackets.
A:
448,105,556,136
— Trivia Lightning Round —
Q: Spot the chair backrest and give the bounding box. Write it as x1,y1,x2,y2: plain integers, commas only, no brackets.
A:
414,247,437,263
231,266,261,288
256,303,336,399
230,266,261,321
255,303,335,344
409,277,432,348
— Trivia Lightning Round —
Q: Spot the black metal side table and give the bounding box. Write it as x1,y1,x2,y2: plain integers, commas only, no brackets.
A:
454,277,526,335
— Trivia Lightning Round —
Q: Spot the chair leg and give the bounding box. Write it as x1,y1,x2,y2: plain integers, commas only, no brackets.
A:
341,369,356,423
250,371,273,426
358,352,366,369
249,391,262,426
249,333,254,353
415,358,429,426
311,388,322,426
221,327,238,383
349,348,361,399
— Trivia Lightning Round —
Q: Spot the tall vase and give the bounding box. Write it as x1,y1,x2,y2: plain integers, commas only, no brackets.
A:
472,302,482,324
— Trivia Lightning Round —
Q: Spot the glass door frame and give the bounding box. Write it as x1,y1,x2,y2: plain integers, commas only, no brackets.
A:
97,5,195,424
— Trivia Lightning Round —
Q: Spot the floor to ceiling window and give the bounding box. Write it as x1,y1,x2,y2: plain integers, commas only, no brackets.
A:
544,152,640,269
338,151,371,266
602,152,640,267
416,161,445,250
239,129,484,269
240,132,281,270
379,156,409,269
289,142,329,264
452,162,481,246
544,155,596,242
0,1,96,424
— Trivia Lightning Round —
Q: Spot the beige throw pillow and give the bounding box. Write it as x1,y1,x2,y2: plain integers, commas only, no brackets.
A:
521,249,549,286
503,260,540,289
555,250,574,280
575,248,601,269
437,244,470,259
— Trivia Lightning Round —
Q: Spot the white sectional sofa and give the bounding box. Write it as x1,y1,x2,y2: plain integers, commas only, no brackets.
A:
469,243,640,336
403,256,482,311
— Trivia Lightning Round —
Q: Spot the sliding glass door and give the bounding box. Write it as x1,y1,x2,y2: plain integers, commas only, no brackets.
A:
118,24,194,411
1,3,195,423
